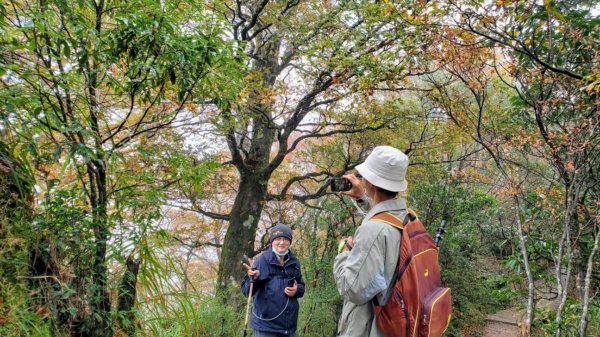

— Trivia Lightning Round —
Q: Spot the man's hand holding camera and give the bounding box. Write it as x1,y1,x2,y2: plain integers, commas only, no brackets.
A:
340,174,365,199
333,174,362,255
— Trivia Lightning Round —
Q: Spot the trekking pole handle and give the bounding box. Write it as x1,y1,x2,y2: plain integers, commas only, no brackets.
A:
434,220,446,248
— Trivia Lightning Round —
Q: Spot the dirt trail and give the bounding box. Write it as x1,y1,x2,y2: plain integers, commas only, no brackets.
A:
483,279,560,337
484,309,520,337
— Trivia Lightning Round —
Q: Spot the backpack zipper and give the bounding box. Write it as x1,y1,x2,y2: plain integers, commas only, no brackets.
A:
396,291,411,337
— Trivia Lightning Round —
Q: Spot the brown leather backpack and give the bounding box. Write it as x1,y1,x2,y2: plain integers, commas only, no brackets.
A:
373,211,452,337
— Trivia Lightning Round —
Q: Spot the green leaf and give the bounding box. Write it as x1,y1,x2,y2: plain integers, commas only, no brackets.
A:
60,148,75,178
63,41,71,58
169,68,176,84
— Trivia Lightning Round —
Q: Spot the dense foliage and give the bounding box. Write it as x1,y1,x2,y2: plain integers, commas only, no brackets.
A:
1,0,597,337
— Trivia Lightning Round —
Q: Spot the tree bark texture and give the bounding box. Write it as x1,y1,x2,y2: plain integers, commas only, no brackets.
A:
579,223,599,337
117,255,141,337
555,184,578,337
80,159,112,337
216,171,271,306
513,196,534,337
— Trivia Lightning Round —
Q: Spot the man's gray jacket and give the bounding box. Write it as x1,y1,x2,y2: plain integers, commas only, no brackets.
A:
334,197,407,337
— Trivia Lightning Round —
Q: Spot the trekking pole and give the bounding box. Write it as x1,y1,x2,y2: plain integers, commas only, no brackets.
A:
434,220,446,248
349,198,366,216
242,279,254,337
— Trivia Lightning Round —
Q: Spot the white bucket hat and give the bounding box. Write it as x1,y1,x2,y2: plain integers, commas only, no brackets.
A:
355,146,409,192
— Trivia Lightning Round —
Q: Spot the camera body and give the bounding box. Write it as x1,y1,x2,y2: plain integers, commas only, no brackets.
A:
287,277,296,287
330,177,352,192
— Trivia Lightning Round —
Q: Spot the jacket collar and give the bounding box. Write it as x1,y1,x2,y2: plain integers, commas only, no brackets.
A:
363,197,407,222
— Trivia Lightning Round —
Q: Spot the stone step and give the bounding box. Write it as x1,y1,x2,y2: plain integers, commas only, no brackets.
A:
487,309,519,323
486,316,518,326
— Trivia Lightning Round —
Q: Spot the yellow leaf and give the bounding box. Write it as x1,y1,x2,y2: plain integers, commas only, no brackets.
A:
384,4,394,15
481,16,495,25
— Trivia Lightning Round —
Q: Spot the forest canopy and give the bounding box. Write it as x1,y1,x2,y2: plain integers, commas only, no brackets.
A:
0,0,598,337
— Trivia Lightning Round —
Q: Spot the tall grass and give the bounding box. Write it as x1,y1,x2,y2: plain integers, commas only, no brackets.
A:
133,231,239,337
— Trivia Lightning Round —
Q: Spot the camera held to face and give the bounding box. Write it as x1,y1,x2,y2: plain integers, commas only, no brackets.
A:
330,177,352,192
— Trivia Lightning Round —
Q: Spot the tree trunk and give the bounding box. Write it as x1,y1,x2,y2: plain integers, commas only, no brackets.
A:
555,184,578,337
87,165,112,337
216,171,270,307
555,258,573,337
514,196,534,337
579,226,599,337
117,255,140,337
216,33,280,307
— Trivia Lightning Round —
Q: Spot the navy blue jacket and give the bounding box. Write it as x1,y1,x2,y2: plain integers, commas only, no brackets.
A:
241,249,305,335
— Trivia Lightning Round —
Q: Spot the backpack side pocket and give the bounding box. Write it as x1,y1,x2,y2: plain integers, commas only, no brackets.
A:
420,287,452,337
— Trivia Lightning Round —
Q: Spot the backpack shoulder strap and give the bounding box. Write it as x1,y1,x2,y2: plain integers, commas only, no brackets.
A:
372,209,419,228
373,210,428,240
371,210,416,307
406,208,418,222
371,211,407,229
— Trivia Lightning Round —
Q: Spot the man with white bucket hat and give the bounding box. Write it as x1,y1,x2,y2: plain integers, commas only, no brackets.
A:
333,146,410,337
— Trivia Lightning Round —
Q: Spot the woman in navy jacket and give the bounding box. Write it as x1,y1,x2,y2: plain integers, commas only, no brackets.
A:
241,224,305,337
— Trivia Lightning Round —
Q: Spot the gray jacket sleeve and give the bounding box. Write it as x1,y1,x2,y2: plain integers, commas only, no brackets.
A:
333,221,399,305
